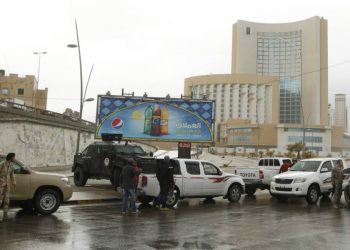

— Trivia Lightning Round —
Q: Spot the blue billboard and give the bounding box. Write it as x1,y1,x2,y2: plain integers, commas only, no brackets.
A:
96,95,214,142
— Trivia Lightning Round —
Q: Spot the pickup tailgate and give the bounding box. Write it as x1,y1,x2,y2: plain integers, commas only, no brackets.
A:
138,173,160,197
235,167,261,184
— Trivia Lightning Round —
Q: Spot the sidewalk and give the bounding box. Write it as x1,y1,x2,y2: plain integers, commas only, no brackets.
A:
34,166,122,205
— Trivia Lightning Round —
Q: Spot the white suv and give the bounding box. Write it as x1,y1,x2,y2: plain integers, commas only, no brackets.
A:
270,158,347,204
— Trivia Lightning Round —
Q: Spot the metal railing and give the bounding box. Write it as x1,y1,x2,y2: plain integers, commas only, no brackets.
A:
0,99,95,126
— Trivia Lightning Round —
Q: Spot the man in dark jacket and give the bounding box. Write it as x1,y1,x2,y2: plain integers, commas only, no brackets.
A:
120,159,140,214
156,155,174,210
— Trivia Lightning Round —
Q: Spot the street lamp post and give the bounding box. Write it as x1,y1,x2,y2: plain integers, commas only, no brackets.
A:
33,51,47,107
33,51,47,87
67,20,94,153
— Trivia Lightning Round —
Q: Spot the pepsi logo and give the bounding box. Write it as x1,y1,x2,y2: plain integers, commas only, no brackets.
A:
111,118,123,129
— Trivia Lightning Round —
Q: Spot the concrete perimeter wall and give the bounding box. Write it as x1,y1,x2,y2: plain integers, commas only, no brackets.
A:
0,103,95,168
0,120,94,168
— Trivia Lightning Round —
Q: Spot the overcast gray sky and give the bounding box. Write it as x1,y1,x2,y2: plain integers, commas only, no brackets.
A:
1,0,350,122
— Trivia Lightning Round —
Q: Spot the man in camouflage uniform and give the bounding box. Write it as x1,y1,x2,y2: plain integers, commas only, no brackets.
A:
0,153,16,222
331,159,344,208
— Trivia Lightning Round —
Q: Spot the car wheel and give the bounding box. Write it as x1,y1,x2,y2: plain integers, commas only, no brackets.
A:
344,186,350,205
34,189,61,215
306,185,320,204
227,184,242,202
166,188,179,207
245,186,257,196
74,166,88,186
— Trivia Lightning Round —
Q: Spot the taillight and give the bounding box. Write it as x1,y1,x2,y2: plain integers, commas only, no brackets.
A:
142,176,148,187
259,170,264,179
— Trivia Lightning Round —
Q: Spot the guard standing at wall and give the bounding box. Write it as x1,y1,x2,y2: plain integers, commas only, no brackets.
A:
0,153,16,222
331,159,344,208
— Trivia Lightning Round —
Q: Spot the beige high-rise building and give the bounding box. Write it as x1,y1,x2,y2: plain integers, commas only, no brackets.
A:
184,16,336,155
0,69,48,110
334,94,347,131
232,16,328,127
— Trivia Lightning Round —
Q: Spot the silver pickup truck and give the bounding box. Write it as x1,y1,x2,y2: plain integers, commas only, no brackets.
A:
235,157,292,195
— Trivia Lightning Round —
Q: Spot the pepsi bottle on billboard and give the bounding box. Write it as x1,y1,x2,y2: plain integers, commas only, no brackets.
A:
151,104,161,136
160,106,168,135
144,105,153,135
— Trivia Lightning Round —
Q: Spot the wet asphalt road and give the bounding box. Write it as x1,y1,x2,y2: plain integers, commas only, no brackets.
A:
1,192,350,250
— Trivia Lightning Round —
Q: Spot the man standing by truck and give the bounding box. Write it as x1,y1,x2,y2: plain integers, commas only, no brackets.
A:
120,159,140,214
156,155,174,210
331,159,344,208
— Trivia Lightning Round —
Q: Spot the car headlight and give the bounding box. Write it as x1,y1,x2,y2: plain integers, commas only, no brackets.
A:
294,178,306,183
272,177,276,182
61,177,69,184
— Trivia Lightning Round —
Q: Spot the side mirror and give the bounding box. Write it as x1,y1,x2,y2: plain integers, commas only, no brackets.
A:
218,170,223,175
320,168,329,173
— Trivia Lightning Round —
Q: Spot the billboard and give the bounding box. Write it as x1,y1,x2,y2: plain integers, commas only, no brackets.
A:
96,95,214,142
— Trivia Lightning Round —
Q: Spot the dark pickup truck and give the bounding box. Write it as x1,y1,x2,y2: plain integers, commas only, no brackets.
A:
72,141,150,187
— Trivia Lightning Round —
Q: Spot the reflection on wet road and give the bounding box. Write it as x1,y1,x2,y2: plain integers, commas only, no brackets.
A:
1,192,350,249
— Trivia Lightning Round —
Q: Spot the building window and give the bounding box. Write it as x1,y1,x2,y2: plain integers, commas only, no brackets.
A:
246,27,251,35
18,88,24,95
1,88,9,95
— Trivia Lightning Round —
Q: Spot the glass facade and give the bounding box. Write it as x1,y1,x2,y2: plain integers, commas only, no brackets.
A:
257,31,302,124
288,136,323,143
232,135,251,142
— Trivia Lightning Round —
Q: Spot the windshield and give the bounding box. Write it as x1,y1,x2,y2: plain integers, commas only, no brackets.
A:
117,146,146,155
289,161,321,172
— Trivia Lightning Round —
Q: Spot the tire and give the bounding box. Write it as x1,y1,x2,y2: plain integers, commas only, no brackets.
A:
74,166,88,186
245,186,257,196
344,186,350,205
227,184,242,202
306,185,320,204
166,188,179,207
34,189,61,215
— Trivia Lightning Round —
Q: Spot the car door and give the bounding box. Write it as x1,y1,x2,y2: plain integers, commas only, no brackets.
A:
202,161,225,196
183,161,203,196
87,146,102,176
319,160,333,193
10,161,31,200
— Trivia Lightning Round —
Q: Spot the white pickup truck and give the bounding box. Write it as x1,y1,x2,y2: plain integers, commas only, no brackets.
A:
235,157,292,195
137,158,245,207
271,158,350,204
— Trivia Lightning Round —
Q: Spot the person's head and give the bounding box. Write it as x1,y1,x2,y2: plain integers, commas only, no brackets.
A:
6,152,15,162
164,155,170,163
127,159,137,166
337,159,343,167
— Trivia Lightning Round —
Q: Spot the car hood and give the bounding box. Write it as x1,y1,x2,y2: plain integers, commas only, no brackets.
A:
32,171,68,179
274,171,315,179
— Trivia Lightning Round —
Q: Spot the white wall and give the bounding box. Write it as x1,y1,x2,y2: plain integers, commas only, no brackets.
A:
0,122,94,167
